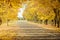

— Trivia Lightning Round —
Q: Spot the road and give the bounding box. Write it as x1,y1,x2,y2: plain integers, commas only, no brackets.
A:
0,20,60,40
12,20,60,40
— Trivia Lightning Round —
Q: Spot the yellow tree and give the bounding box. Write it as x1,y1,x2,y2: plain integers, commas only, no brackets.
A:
23,1,55,22
0,0,28,24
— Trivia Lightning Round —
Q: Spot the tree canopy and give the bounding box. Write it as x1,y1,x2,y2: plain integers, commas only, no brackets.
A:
23,0,56,21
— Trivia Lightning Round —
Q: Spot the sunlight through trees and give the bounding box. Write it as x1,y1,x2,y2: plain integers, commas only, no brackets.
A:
0,0,60,27
0,0,27,24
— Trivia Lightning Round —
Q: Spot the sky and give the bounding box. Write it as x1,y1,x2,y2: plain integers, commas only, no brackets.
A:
17,4,27,18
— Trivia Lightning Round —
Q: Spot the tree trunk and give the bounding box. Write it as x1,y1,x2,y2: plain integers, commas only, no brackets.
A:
54,19,56,26
45,19,48,25
57,21,59,28
0,19,2,25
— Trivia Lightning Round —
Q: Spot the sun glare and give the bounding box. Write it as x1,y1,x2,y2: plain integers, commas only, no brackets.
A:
17,4,27,18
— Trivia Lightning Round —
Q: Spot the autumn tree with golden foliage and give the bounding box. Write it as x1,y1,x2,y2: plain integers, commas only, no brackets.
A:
0,0,27,24
23,0,60,27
